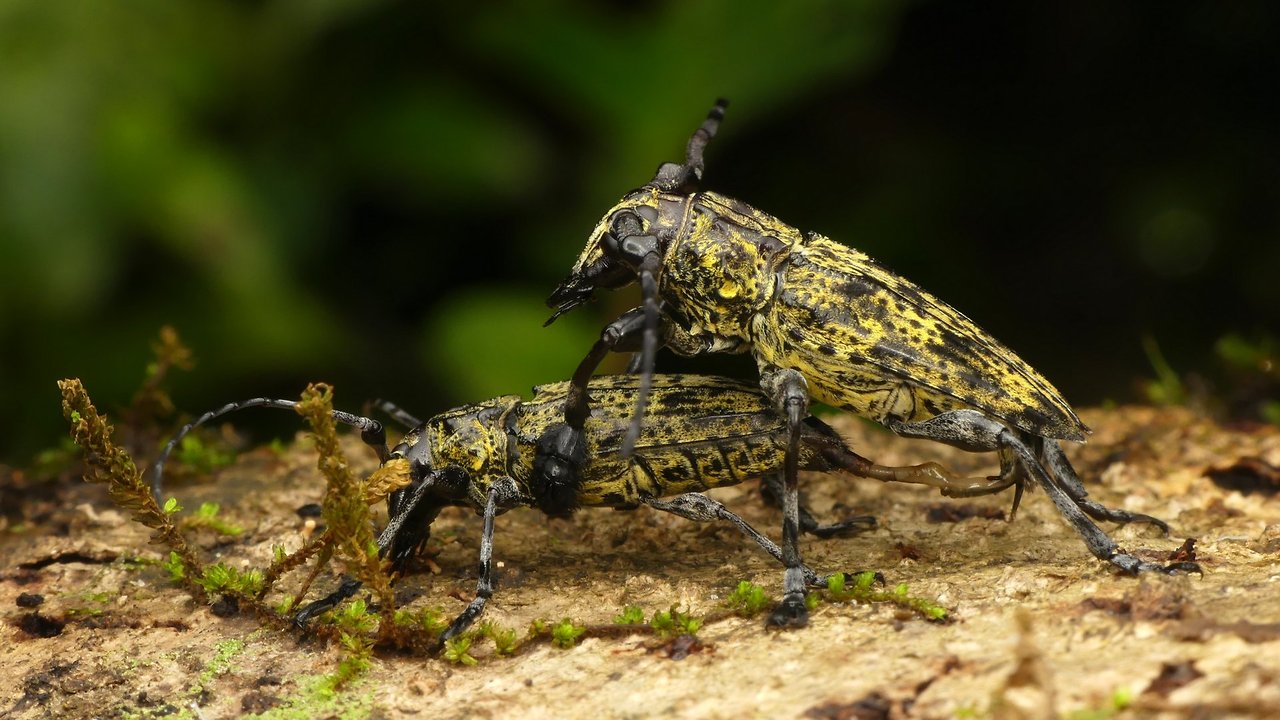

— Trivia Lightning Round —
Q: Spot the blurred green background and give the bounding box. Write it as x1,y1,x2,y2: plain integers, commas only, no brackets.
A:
3,0,1277,464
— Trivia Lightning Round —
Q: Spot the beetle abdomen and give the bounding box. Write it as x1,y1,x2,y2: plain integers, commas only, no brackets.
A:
754,234,1088,441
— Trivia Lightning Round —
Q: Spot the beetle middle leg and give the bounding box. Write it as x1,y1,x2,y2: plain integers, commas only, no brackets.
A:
759,365,814,627
889,410,1200,575
758,473,876,539
642,491,823,588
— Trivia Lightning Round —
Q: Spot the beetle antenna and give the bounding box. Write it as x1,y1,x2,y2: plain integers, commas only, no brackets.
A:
151,398,387,501
649,98,728,192
685,98,728,183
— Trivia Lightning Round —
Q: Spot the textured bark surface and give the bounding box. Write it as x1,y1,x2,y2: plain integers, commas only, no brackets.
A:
2,405,1278,719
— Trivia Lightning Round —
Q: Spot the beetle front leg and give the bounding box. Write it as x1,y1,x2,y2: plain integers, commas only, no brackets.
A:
759,366,812,627
530,309,650,516
435,485,501,648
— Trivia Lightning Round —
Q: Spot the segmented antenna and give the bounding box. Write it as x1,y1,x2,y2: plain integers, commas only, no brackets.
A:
649,99,729,192
685,98,728,183
150,398,387,500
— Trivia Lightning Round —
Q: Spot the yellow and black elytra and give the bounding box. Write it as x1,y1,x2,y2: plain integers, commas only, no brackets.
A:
152,374,1003,646
542,100,1199,625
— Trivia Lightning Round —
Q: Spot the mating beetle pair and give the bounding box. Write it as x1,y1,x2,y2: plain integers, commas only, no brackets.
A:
158,99,1198,644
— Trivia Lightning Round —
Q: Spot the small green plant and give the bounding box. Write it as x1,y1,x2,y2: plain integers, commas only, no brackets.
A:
442,636,478,666
328,633,374,688
1141,335,1187,406
393,607,449,637
725,581,771,617
296,384,396,634
173,435,236,475
194,563,264,596
183,502,243,536
614,605,646,625
59,379,206,599
332,599,379,635
1064,687,1133,720
650,606,702,639
551,619,586,649
163,551,186,582
274,593,296,615
826,572,948,622
478,620,518,655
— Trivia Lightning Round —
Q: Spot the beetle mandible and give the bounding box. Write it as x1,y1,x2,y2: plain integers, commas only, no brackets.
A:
539,100,1200,627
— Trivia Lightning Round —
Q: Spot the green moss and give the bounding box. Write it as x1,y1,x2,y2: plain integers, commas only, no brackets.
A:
551,619,586,649
173,435,236,475
295,384,395,632
194,563,264,597
442,636,478,666
478,620,518,655
613,605,646,625
650,607,702,639
182,501,243,536
725,581,770,617
59,378,206,600
244,674,375,720
1063,687,1133,720
825,572,949,622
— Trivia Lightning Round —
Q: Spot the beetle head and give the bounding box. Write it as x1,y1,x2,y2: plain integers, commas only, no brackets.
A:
545,189,664,323
545,99,729,325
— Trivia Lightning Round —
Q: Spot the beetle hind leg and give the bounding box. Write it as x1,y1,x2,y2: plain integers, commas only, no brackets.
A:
1039,440,1171,533
758,473,877,539
889,411,1200,575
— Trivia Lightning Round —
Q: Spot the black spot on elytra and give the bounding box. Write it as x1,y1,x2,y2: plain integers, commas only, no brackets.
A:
818,343,837,356
841,276,880,299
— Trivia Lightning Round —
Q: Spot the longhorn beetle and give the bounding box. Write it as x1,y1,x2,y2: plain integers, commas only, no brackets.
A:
153,374,1007,644
539,100,1201,627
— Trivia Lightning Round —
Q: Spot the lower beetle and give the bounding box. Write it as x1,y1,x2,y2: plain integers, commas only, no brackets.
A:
154,374,1009,641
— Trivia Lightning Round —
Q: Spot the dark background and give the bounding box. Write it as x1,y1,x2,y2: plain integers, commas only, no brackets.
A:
2,0,1277,465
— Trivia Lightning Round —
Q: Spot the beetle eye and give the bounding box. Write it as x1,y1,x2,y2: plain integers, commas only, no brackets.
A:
609,210,644,242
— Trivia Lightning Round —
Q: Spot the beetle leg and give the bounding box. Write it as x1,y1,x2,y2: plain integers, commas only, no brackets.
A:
1039,440,1172,533
889,410,1201,575
530,308,650,517
813,435,1019,500
437,482,505,647
294,464,465,627
643,492,822,588
759,366,812,627
758,473,876,539
619,251,664,458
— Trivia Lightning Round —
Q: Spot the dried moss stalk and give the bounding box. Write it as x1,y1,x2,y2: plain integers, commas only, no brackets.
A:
295,383,396,632
58,378,206,599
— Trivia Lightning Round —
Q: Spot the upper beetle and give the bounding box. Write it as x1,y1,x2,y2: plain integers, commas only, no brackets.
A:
542,100,1199,624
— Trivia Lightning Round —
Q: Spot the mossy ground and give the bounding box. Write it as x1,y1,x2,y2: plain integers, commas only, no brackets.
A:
2,406,1278,718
